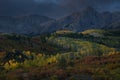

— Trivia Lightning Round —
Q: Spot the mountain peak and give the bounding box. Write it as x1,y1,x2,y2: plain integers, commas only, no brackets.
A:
82,6,97,14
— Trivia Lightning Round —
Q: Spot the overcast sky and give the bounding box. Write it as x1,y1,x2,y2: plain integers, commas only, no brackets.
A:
0,0,120,18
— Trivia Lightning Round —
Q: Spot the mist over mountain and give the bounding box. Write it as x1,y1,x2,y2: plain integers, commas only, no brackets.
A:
0,6,120,35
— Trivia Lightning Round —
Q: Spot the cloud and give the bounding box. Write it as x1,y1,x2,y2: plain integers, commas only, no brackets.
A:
0,0,36,16
0,0,120,18
58,0,120,12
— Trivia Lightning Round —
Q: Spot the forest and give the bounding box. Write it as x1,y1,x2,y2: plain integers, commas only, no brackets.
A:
0,29,120,80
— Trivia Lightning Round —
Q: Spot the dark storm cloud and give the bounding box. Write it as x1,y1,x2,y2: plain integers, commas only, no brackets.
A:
0,0,66,18
59,0,120,12
0,0,36,16
0,0,120,18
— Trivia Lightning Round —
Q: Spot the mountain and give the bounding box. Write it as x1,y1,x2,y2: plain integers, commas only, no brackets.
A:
41,7,120,34
103,20,120,30
0,15,53,34
0,7,120,35
41,7,99,33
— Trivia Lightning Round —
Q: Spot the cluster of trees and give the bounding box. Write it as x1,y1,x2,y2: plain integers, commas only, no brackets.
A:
48,37,116,56
0,29,120,80
0,50,119,80
52,29,120,49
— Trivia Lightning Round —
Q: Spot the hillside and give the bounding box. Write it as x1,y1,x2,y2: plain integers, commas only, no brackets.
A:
0,29,120,80
0,33,68,55
2,53,119,80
